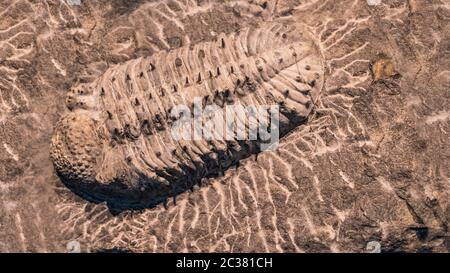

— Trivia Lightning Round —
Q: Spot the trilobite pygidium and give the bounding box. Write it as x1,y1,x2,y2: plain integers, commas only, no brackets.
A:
50,22,324,208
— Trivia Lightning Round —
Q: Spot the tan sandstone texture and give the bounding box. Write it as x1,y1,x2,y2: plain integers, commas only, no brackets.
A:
0,0,449,252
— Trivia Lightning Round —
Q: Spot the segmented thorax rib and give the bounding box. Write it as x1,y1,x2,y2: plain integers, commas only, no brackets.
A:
51,22,324,208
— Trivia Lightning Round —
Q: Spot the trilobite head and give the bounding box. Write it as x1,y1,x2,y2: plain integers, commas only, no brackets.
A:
51,113,103,184
51,112,172,204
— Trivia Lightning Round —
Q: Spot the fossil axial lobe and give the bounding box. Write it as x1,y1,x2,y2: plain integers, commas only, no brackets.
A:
50,22,324,207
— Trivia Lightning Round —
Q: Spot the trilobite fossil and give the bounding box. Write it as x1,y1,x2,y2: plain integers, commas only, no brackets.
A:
50,22,324,208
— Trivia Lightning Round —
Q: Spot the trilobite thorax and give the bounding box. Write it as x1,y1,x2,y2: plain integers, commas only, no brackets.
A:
51,22,324,208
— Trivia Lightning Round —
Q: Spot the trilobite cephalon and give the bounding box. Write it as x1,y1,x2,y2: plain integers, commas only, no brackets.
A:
50,22,324,209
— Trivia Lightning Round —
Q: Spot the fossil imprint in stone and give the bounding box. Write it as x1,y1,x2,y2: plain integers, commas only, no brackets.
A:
50,22,325,208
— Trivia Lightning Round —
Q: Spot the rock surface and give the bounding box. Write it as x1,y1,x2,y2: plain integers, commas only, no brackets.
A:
0,0,449,252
